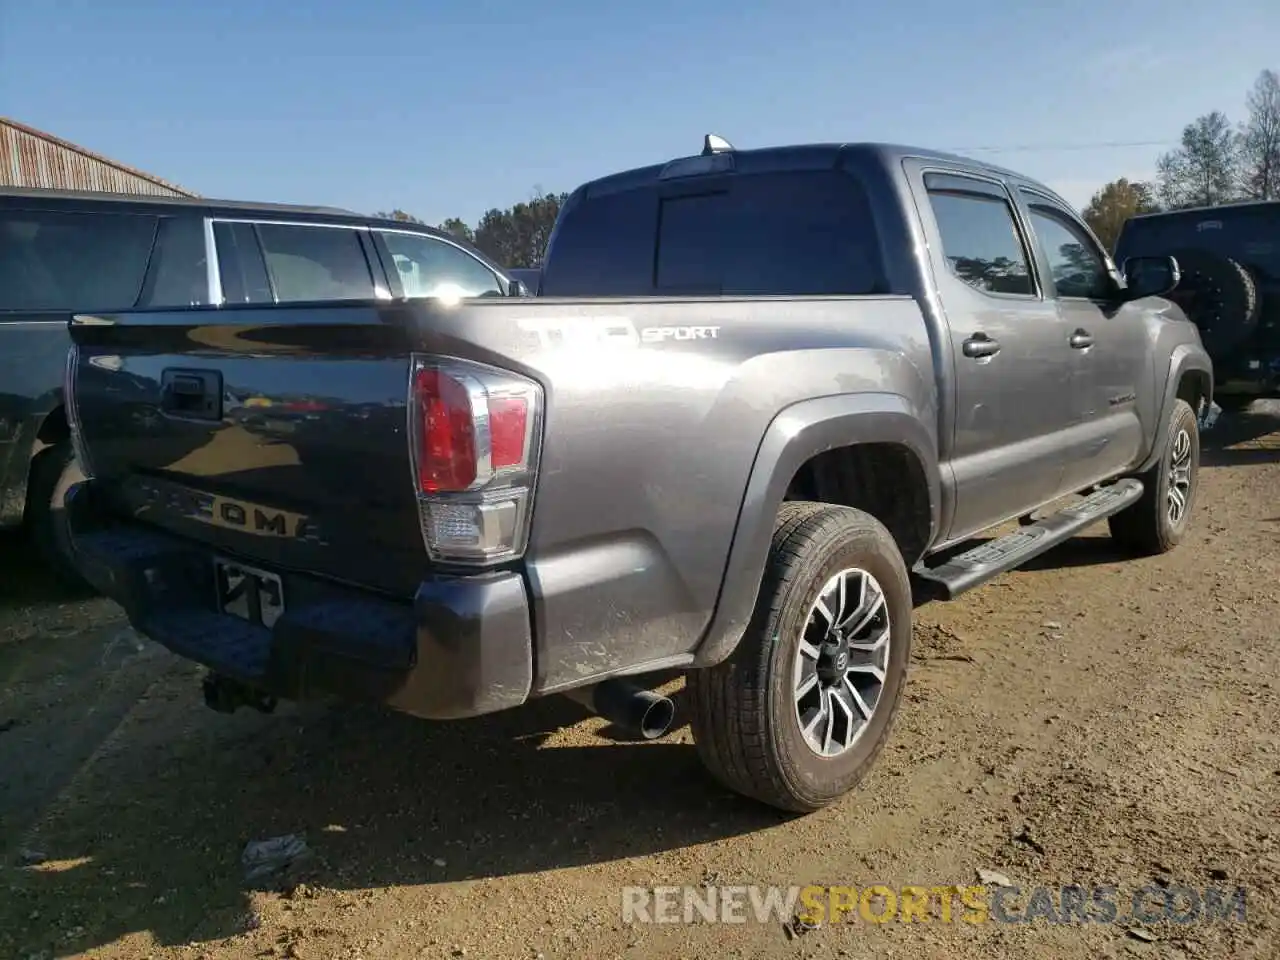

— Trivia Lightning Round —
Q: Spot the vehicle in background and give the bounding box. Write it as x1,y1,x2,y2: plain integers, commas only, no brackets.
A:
0,187,522,585
63,137,1210,813
1115,200,1279,410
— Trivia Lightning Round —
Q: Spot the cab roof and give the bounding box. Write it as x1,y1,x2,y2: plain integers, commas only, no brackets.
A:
575,138,1072,209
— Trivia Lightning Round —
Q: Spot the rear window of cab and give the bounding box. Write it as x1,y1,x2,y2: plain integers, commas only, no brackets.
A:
540,169,887,298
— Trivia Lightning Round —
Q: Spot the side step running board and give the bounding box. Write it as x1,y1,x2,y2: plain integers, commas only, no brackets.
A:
913,479,1144,600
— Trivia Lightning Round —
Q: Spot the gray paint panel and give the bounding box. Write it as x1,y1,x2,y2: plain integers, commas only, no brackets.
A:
693,392,941,668
404,296,937,690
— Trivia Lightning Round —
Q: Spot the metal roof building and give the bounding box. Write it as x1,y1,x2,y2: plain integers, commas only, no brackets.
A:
1,117,198,198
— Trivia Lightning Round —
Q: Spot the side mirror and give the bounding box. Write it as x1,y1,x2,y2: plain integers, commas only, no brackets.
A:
507,279,529,297
1120,255,1180,300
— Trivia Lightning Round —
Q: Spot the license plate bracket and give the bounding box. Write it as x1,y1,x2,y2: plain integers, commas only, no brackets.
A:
214,558,285,629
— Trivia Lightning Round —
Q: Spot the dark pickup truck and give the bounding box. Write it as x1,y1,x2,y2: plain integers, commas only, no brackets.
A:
64,137,1212,813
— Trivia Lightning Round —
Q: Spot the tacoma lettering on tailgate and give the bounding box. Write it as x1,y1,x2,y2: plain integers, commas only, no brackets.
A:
134,479,326,544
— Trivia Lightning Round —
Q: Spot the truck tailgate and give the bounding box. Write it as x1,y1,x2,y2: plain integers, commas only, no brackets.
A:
69,305,424,597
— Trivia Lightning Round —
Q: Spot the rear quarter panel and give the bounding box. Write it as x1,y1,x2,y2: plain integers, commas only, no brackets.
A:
421,296,937,692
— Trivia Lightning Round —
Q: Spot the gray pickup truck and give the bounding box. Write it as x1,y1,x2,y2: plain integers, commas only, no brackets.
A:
63,137,1211,813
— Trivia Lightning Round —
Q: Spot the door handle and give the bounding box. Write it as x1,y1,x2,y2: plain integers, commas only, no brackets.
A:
1069,329,1094,349
962,333,1001,358
160,368,223,420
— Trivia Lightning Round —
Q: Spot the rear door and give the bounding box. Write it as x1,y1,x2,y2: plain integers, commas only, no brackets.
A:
908,167,1077,539
0,204,174,517
1017,189,1148,491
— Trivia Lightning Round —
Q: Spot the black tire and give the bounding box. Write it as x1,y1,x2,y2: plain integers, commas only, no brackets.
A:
687,502,912,813
1108,399,1200,555
25,442,91,593
1167,249,1260,359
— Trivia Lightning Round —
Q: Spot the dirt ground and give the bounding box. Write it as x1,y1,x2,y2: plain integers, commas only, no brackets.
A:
2,407,1278,960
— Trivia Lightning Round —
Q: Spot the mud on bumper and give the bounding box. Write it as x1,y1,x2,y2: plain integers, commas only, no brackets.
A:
64,482,534,720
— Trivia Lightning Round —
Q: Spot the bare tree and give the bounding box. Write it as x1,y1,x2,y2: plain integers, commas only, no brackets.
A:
1156,111,1240,209
1238,69,1280,200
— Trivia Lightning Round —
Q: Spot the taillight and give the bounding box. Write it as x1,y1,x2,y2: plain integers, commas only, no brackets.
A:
414,368,478,494
408,355,543,564
64,344,95,479
488,397,529,469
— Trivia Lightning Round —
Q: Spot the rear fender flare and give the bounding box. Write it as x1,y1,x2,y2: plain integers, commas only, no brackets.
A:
692,392,941,667
1136,345,1214,474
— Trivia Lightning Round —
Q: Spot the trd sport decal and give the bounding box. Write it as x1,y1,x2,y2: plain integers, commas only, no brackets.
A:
517,317,720,348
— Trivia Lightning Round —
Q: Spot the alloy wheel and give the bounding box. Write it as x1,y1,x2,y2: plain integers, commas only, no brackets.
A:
792,567,892,758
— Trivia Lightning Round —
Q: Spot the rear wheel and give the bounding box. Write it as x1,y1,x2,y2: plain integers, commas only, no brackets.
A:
26,442,91,592
687,502,912,813
1108,399,1200,555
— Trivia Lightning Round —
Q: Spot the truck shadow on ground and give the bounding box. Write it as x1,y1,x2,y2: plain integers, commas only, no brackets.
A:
1200,405,1280,468
5,661,783,957
0,528,92,609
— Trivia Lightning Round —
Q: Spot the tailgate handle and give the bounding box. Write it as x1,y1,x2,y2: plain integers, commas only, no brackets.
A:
161,369,223,421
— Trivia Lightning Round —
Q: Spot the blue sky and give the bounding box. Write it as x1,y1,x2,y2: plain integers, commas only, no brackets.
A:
3,0,1277,225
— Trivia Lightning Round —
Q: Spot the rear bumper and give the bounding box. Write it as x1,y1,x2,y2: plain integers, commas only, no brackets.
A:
64,481,534,720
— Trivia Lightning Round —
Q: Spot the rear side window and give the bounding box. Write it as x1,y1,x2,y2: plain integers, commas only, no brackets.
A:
378,231,503,299
0,209,158,311
926,189,1035,296
254,224,376,303
213,221,273,304
542,170,885,297
138,216,210,307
